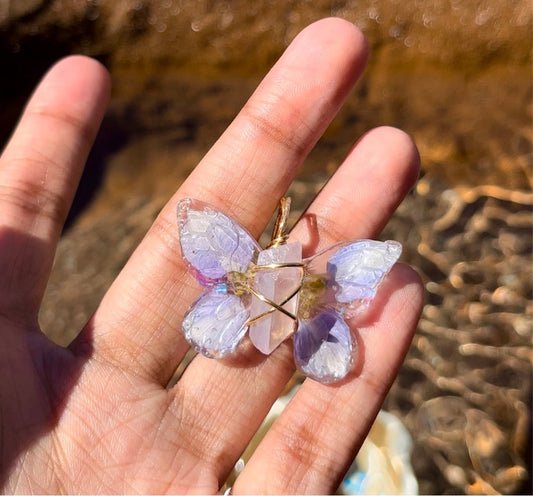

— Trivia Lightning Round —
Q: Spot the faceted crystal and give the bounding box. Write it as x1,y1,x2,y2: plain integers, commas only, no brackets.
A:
249,242,302,354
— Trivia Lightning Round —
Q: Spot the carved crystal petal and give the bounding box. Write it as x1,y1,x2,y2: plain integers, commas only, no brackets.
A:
177,198,260,284
182,289,249,358
293,310,354,383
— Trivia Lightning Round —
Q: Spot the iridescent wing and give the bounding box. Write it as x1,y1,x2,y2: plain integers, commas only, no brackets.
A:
177,198,260,285
326,240,402,312
177,198,260,356
293,310,353,383
182,288,250,358
294,240,401,382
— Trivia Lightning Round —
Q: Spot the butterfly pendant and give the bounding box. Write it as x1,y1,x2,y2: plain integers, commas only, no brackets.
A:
177,197,401,383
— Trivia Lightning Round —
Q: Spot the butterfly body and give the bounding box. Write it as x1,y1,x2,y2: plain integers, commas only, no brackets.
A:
177,198,401,383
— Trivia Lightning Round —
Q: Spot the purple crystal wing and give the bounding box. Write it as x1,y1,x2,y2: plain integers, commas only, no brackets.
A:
293,310,353,383
326,240,401,304
182,289,249,358
178,198,260,284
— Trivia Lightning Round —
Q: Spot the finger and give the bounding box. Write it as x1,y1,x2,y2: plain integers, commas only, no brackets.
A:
293,126,421,248
0,56,110,322
234,266,423,494
233,127,422,493
162,126,421,490
74,18,368,384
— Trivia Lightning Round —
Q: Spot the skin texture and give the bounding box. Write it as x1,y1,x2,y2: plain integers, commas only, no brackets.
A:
0,18,423,494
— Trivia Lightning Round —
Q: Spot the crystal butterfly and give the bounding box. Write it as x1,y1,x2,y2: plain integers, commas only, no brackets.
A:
177,197,401,383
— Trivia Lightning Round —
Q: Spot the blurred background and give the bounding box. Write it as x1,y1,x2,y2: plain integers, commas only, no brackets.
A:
1,0,531,493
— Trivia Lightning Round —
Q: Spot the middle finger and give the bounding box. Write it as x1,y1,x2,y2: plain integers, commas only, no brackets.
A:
72,19,368,384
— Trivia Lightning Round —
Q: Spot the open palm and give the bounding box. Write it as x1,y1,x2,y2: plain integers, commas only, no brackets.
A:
0,18,422,494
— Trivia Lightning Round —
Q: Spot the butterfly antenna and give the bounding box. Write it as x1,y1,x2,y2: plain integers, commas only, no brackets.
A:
268,197,291,248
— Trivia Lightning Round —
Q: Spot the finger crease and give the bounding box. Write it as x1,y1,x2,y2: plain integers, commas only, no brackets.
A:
26,107,96,145
0,179,68,229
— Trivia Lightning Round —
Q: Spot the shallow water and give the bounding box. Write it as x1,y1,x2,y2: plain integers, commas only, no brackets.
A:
1,0,532,493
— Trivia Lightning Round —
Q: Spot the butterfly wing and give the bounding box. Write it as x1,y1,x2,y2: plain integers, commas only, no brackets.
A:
177,198,260,285
294,240,401,382
182,287,250,358
326,239,402,314
178,198,259,356
293,310,354,383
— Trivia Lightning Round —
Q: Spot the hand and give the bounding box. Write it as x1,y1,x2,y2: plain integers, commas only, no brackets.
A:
0,18,422,494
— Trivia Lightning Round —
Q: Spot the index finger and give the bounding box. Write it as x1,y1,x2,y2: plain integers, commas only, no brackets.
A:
0,56,110,322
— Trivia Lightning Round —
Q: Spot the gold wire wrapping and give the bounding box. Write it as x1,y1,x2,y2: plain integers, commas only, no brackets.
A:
242,197,305,327
244,264,305,326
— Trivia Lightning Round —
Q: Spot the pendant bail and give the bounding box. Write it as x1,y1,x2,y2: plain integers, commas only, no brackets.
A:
268,197,291,248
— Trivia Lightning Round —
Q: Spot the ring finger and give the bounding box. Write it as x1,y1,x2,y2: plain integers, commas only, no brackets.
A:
165,126,422,492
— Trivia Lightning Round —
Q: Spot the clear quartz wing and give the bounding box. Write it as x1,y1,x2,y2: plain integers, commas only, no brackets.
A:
293,310,354,383
293,239,401,383
182,287,250,358
177,198,260,284
326,240,401,306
